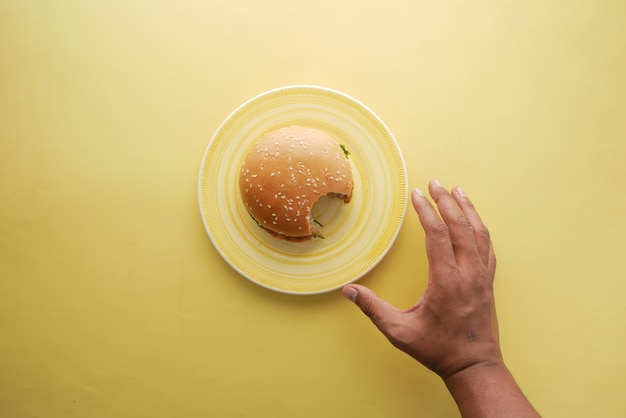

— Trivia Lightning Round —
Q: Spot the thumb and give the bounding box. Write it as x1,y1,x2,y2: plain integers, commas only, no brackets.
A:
342,284,403,333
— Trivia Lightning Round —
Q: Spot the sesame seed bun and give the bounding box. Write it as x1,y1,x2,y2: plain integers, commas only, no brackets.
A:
239,126,354,241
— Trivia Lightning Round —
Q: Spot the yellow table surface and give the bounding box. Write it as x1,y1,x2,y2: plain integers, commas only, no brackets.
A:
2,1,625,417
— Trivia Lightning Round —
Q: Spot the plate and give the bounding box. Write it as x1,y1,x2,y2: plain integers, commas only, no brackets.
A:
198,85,407,294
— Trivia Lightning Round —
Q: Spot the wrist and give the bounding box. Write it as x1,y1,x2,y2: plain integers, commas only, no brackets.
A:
443,360,540,418
443,358,508,388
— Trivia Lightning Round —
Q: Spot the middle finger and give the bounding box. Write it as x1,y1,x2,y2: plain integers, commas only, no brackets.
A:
428,180,481,266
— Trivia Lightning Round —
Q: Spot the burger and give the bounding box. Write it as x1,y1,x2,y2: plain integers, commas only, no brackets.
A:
239,125,354,241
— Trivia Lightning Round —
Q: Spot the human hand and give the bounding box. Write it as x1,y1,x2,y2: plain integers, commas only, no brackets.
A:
342,180,502,378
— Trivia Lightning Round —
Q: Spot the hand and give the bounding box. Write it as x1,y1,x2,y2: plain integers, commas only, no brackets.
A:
342,180,501,378
343,180,540,417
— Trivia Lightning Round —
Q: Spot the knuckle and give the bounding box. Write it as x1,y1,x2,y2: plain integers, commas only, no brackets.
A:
463,199,476,210
360,297,375,318
473,279,492,295
470,278,493,300
476,225,491,241
490,252,497,268
431,221,450,237
453,214,473,230
360,297,390,323
434,260,460,276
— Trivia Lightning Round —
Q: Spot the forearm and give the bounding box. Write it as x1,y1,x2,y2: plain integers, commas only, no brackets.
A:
443,361,540,418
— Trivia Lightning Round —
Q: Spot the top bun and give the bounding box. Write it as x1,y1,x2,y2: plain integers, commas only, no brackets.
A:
239,126,353,241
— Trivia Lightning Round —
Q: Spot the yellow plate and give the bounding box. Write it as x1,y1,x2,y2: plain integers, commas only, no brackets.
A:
198,86,407,294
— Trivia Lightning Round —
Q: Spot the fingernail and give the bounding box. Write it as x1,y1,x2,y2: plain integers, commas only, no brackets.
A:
432,179,443,188
413,188,425,197
342,286,358,302
456,186,466,198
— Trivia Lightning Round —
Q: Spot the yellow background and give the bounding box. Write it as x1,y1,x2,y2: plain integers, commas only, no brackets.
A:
1,1,625,417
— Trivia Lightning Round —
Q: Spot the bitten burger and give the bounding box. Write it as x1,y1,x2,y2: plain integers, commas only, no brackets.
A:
239,126,353,241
